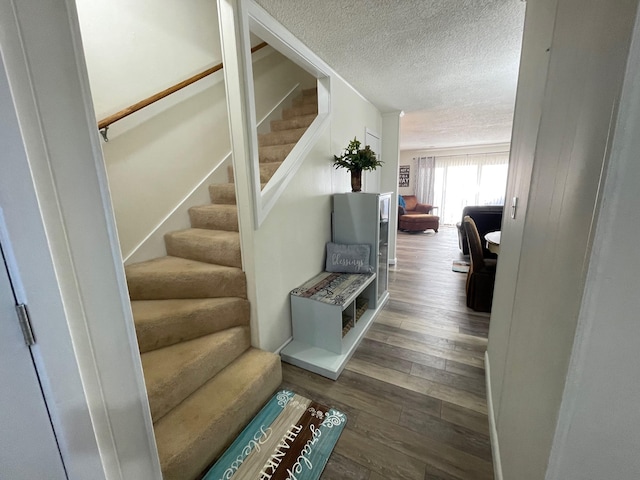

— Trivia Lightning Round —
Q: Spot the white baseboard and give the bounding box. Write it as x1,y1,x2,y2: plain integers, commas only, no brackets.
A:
256,83,301,135
485,351,504,480
274,337,293,355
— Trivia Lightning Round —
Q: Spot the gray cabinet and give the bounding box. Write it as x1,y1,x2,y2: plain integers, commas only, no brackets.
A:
280,192,391,380
333,192,391,306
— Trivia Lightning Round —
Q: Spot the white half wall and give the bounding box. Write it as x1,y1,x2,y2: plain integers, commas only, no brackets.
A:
253,74,383,352
218,0,384,352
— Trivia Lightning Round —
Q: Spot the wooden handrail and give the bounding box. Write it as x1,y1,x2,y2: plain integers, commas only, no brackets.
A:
97,42,268,139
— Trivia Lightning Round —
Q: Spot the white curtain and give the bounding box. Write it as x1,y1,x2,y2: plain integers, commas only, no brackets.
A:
432,152,509,225
414,156,435,205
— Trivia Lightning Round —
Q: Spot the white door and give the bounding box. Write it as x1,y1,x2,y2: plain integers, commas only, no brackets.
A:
0,240,67,479
364,128,382,192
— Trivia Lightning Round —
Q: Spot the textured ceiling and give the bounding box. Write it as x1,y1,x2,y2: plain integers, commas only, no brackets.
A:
254,0,526,150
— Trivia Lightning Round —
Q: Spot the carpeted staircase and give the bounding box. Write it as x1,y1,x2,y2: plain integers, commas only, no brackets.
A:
124,88,317,480
232,87,318,188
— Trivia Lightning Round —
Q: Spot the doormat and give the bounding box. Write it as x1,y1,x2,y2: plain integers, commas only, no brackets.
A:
452,260,470,273
203,390,347,480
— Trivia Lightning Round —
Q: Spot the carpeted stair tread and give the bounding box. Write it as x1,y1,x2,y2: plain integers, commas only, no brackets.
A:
142,326,251,422
209,183,236,205
132,298,249,353
259,143,295,163
292,94,318,107
259,162,282,183
227,162,283,185
124,88,304,479
165,228,241,268
282,103,318,119
258,127,307,147
270,113,317,132
154,348,282,480
189,204,238,232
126,256,246,300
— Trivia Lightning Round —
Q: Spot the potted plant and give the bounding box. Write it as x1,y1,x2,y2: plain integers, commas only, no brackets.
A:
333,137,383,192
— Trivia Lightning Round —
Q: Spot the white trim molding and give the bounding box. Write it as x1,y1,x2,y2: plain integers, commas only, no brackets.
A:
485,351,504,480
0,0,161,477
274,336,293,355
402,142,511,157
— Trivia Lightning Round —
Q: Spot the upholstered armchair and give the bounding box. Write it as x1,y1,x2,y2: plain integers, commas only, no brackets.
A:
400,195,433,215
398,195,440,233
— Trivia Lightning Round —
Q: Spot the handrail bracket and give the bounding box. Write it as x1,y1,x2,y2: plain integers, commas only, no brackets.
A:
99,126,109,142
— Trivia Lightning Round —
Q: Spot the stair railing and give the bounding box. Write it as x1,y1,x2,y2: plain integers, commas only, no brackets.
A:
97,42,268,141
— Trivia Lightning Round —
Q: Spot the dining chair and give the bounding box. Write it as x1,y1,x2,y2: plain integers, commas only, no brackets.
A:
463,215,497,312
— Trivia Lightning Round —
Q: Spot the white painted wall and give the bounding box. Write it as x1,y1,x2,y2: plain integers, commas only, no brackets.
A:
254,76,383,352
398,150,419,196
330,85,384,196
546,10,640,478
486,0,639,478
76,1,313,260
381,112,402,264
75,0,227,259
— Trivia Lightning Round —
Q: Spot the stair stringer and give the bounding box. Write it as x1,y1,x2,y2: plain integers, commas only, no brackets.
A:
125,153,232,265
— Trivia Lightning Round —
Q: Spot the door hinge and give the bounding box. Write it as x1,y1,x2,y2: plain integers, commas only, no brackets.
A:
15,304,35,346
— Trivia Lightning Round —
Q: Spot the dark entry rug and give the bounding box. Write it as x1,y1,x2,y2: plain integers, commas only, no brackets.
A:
203,390,347,480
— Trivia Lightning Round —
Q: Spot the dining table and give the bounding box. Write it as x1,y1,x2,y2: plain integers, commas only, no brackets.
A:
485,231,501,255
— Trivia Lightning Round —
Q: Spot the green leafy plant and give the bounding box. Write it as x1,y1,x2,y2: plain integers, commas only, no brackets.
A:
333,137,383,172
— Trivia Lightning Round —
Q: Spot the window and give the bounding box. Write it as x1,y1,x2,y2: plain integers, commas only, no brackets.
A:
432,152,508,225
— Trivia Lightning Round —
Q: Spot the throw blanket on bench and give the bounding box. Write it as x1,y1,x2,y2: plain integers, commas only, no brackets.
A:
290,271,375,306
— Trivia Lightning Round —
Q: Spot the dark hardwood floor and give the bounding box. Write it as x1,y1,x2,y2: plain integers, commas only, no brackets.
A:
280,226,494,480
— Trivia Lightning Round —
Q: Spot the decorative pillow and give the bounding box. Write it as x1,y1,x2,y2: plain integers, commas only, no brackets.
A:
325,242,372,274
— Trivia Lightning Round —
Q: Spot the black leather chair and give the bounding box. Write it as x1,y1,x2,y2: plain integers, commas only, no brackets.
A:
463,216,497,312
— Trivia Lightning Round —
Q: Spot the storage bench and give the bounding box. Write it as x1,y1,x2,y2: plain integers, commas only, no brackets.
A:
281,271,381,379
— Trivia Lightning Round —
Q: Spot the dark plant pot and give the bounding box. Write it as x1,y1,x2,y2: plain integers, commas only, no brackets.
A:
350,169,362,192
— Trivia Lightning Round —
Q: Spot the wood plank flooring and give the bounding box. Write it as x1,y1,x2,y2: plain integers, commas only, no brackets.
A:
280,226,493,480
